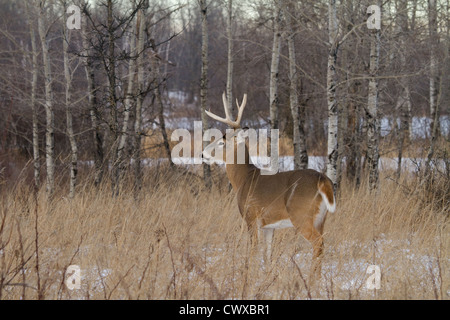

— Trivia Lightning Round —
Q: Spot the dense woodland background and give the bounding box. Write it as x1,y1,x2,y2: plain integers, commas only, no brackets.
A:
0,0,449,196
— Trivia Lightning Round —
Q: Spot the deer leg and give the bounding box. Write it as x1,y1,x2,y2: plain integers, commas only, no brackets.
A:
296,223,324,279
308,228,324,278
246,221,260,263
261,228,274,266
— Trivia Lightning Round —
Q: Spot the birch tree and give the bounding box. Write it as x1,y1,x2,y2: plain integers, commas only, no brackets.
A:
427,0,440,141
199,0,212,188
133,5,146,194
81,4,104,187
366,4,381,192
326,0,339,188
425,0,441,178
226,0,234,116
284,0,308,170
62,1,78,198
395,0,412,180
37,0,55,197
152,49,173,166
106,0,121,194
27,2,40,189
115,3,138,193
342,1,363,188
269,0,282,130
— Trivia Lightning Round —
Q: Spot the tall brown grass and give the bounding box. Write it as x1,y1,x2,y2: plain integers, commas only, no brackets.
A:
0,163,448,300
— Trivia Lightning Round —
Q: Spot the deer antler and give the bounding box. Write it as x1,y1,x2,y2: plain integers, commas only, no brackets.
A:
205,92,247,129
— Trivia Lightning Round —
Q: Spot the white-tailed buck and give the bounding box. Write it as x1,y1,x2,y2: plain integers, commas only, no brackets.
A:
203,93,336,276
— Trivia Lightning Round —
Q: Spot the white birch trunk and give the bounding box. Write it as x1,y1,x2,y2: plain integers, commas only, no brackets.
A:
226,0,234,116
428,0,439,139
116,22,137,178
326,0,339,187
63,2,78,198
366,25,381,192
27,3,40,189
133,7,145,194
37,1,55,197
106,0,120,193
200,0,212,188
81,8,104,187
269,0,282,130
395,0,412,179
425,0,441,176
152,55,172,164
284,0,308,170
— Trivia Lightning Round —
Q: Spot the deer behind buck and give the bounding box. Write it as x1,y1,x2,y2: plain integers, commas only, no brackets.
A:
203,93,336,276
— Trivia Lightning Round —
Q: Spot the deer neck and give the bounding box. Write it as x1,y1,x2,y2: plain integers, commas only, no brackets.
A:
225,141,259,191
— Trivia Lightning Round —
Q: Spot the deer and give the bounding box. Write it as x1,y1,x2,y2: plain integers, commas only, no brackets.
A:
202,92,336,277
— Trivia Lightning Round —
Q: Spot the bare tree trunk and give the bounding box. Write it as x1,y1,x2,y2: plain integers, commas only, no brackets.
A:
226,0,234,116
63,2,78,198
284,0,307,170
27,3,40,189
446,0,450,141
336,89,347,190
81,8,104,187
366,21,381,192
341,0,366,188
161,21,174,162
428,0,440,141
408,0,419,140
133,6,145,195
326,0,339,188
116,13,137,190
106,0,120,194
152,54,172,164
269,0,282,130
200,0,212,188
37,1,55,197
395,0,412,180
344,29,362,188
347,80,363,188
425,0,441,177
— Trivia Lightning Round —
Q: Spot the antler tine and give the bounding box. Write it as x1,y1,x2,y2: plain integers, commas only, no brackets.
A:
222,92,232,121
205,92,247,129
204,109,231,126
234,93,247,126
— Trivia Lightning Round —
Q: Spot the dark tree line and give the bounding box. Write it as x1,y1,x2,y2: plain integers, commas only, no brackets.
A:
0,0,448,197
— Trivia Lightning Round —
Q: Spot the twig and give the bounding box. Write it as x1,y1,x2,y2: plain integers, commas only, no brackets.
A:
95,261,108,300
33,184,42,300
162,223,177,299
290,255,312,299
15,217,27,299
427,257,439,300
57,235,84,299
137,244,154,299
2,283,37,291
184,253,223,299
107,264,135,300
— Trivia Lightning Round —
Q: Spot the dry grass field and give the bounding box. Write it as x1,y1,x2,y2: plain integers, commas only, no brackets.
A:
0,160,448,300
